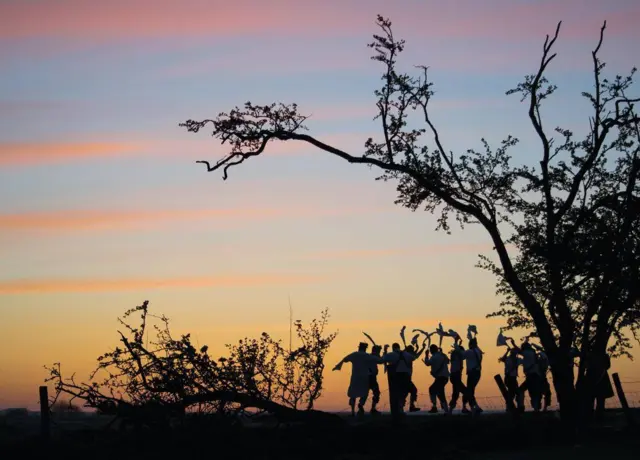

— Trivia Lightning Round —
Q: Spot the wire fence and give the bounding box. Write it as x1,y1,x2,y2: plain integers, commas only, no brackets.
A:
325,377,640,414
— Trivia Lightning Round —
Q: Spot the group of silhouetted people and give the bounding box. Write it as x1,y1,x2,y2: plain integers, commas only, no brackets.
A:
499,337,552,412
334,326,615,418
497,333,615,419
333,325,486,417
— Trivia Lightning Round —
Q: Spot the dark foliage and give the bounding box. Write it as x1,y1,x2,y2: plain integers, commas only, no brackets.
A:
45,300,338,427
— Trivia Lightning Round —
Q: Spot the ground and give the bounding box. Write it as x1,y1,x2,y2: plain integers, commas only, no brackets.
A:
1,409,638,459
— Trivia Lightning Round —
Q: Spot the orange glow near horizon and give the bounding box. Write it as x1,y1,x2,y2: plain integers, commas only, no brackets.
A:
2,299,639,412
0,275,323,294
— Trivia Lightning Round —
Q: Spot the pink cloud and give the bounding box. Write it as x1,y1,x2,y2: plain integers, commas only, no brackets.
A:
0,132,374,168
301,99,511,124
0,274,323,294
0,208,287,231
1,0,636,43
0,141,144,166
1,1,634,78
0,0,360,41
303,243,496,260
402,2,639,42
162,46,370,78
0,205,388,233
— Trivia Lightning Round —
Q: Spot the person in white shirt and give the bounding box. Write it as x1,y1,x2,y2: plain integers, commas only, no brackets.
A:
499,341,523,412
449,339,469,413
333,342,382,416
381,343,417,417
424,344,450,414
464,337,484,414
518,342,542,412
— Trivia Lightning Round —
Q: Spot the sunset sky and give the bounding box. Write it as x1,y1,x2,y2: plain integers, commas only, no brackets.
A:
1,0,639,411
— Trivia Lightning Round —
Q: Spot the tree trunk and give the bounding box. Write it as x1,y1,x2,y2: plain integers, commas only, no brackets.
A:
550,351,579,436
185,391,344,425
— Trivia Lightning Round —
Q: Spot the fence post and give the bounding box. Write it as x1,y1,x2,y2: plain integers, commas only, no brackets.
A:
612,373,635,427
494,374,515,412
39,386,50,441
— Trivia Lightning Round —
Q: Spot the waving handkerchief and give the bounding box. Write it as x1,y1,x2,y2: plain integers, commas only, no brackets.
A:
435,323,449,347
467,324,478,340
412,328,431,337
362,332,377,346
400,325,408,347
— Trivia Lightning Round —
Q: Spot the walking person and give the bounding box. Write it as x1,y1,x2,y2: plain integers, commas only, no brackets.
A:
448,338,469,413
464,337,484,414
518,342,542,412
499,340,523,412
333,342,381,416
424,343,450,414
381,343,417,418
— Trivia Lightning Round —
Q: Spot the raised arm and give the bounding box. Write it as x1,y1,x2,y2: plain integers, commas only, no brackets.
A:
332,353,352,371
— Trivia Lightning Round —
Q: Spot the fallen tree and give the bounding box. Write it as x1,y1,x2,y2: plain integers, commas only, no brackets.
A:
45,300,341,428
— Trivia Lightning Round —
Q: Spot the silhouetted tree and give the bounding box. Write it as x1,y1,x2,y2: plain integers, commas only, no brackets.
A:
46,300,339,428
180,16,639,424
224,310,336,411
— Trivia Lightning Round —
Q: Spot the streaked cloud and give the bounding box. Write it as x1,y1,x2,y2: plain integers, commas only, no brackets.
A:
193,315,503,335
303,243,498,260
2,1,636,79
0,132,372,168
0,206,385,233
307,98,509,122
0,141,143,166
1,1,636,42
0,208,284,231
0,0,358,41
0,274,323,294
161,47,368,78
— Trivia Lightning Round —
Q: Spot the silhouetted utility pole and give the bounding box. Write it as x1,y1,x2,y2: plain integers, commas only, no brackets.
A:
612,373,635,427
